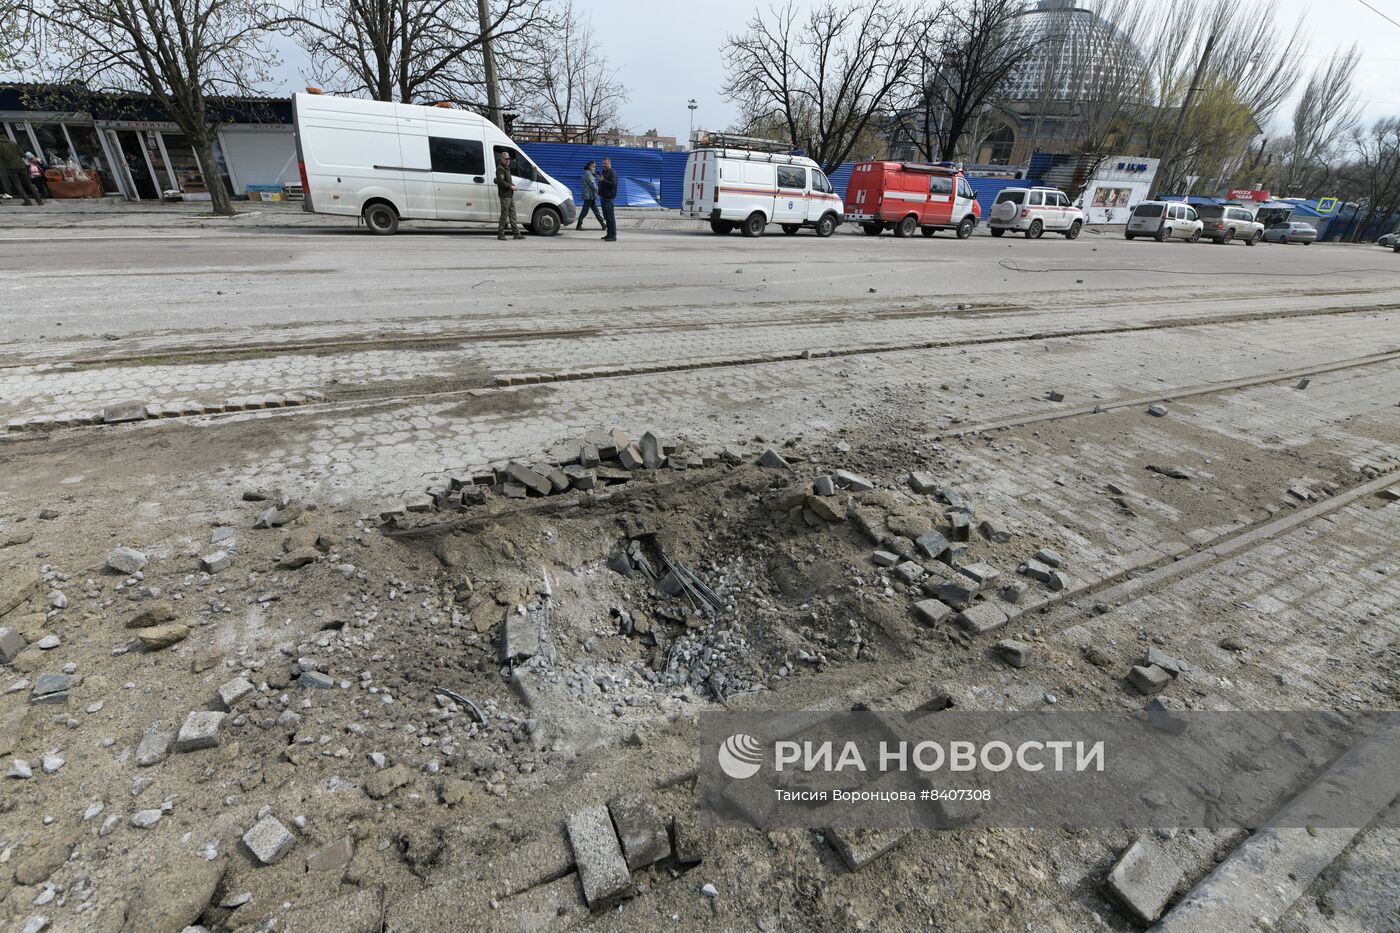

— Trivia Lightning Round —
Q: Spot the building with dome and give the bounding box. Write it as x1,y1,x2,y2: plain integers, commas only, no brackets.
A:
889,0,1147,167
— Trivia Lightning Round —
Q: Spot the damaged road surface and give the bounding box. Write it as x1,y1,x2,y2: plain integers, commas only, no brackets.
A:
1,227,1399,932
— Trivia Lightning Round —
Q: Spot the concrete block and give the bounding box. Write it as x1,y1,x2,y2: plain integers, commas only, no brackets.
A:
1128,665,1172,695
909,472,939,494
0,627,26,664
834,470,874,492
501,609,540,663
608,794,670,870
1105,837,1183,923
174,710,226,752
912,599,952,626
957,603,1010,635
566,805,633,910
243,814,296,865
671,814,706,866
995,639,1031,668
915,531,949,560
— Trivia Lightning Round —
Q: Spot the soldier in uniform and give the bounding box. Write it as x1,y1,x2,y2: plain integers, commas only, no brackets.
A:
495,149,524,240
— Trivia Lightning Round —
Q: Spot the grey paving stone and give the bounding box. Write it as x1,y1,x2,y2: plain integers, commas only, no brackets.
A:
671,813,706,866
501,609,540,663
827,827,910,870
834,470,874,492
607,794,670,870
0,627,26,664
1105,837,1183,923
995,639,1031,668
217,677,256,710
909,472,939,494
915,531,950,560
757,449,789,469
1128,664,1172,695
957,603,1010,635
174,710,226,752
912,599,952,626
136,725,174,766
566,805,633,909
243,814,296,865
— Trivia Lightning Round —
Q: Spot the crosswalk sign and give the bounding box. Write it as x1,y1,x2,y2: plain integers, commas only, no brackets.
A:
1316,197,1338,214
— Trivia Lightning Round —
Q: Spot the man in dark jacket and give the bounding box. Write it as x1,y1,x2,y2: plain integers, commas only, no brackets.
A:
598,157,618,241
495,149,523,240
0,138,43,206
576,160,604,230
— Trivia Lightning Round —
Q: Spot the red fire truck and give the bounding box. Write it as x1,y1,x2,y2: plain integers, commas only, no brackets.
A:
843,161,982,238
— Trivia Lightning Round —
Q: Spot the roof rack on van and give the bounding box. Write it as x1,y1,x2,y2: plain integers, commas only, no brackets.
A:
896,161,962,174
695,132,793,154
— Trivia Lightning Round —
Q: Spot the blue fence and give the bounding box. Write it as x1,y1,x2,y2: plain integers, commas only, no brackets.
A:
520,142,1040,211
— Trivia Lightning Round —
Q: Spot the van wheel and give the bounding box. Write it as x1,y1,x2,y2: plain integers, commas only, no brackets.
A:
894,215,918,238
920,226,936,237
991,228,1006,238
1188,229,1201,243
956,216,975,239
741,212,766,237
814,213,837,238
1025,220,1043,239
710,219,735,235
862,223,883,236
781,224,800,236
1154,228,1168,242
363,202,399,236
1063,220,1082,240
531,206,561,237
1124,232,1135,240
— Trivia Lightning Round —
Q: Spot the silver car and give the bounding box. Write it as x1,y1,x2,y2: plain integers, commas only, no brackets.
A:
1262,221,1317,244
1378,231,1399,248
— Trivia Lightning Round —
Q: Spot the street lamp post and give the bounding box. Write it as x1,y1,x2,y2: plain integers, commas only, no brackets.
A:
688,99,698,148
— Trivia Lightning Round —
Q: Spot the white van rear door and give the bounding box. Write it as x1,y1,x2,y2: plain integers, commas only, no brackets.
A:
394,104,435,219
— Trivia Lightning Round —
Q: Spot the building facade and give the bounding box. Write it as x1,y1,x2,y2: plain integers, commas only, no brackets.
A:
0,84,298,201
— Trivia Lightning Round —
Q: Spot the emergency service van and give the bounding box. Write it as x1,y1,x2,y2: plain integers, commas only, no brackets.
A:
843,161,981,238
292,90,575,235
681,144,843,237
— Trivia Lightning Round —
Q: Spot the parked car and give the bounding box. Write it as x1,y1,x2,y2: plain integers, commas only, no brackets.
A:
293,90,576,236
987,187,1084,239
1262,221,1318,244
1377,231,1399,248
1125,200,1202,242
1195,204,1264,245
843,161,981,238
681,146,841,237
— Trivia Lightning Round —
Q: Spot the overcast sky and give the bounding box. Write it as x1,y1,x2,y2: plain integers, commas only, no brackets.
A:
265,0,1400,142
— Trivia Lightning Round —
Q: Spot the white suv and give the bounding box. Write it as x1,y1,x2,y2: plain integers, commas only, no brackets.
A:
989,187,1085,239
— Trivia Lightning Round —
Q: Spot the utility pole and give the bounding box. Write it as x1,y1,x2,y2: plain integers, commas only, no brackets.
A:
1150,23,1219,197
476,0,503,128
688,99,698,148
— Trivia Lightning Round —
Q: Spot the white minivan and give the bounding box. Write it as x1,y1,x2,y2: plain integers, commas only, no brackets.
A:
681,146,843,237
1125,200,1202,242
293,90,575,236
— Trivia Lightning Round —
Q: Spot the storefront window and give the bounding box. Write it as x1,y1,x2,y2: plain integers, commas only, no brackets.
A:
63,125,120,193
141,130,172,192
161,132,208,195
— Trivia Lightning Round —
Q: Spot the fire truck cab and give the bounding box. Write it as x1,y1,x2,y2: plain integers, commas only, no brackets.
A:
843,161,982,239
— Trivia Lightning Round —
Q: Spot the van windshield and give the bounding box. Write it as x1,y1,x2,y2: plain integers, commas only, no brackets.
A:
1134,204,1164,217
995,191,1024,204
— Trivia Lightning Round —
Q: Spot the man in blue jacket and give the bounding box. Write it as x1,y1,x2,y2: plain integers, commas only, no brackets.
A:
576,160,604,230
598,157,618,242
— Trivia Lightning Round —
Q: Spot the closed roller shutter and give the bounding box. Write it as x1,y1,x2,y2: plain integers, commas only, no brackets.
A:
220,128,297,192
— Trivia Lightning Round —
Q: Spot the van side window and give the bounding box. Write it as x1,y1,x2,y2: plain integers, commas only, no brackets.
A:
492,145,539,182
811,170,833,194
430,137,485,176
957,177,974,199
777,165,806,189
930,176,953,195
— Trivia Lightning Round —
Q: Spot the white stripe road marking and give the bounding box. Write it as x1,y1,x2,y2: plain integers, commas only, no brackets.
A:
0,234,205,241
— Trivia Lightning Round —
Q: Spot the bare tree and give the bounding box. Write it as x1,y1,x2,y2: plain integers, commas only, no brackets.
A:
903,0,1039,162
1142,0,1304,194
1278,44,1362,195
522,1,626,142
720,0,930,173
288,0,556,110
1342,118,1400,241
20,0,286,215
1061,0,1152,157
